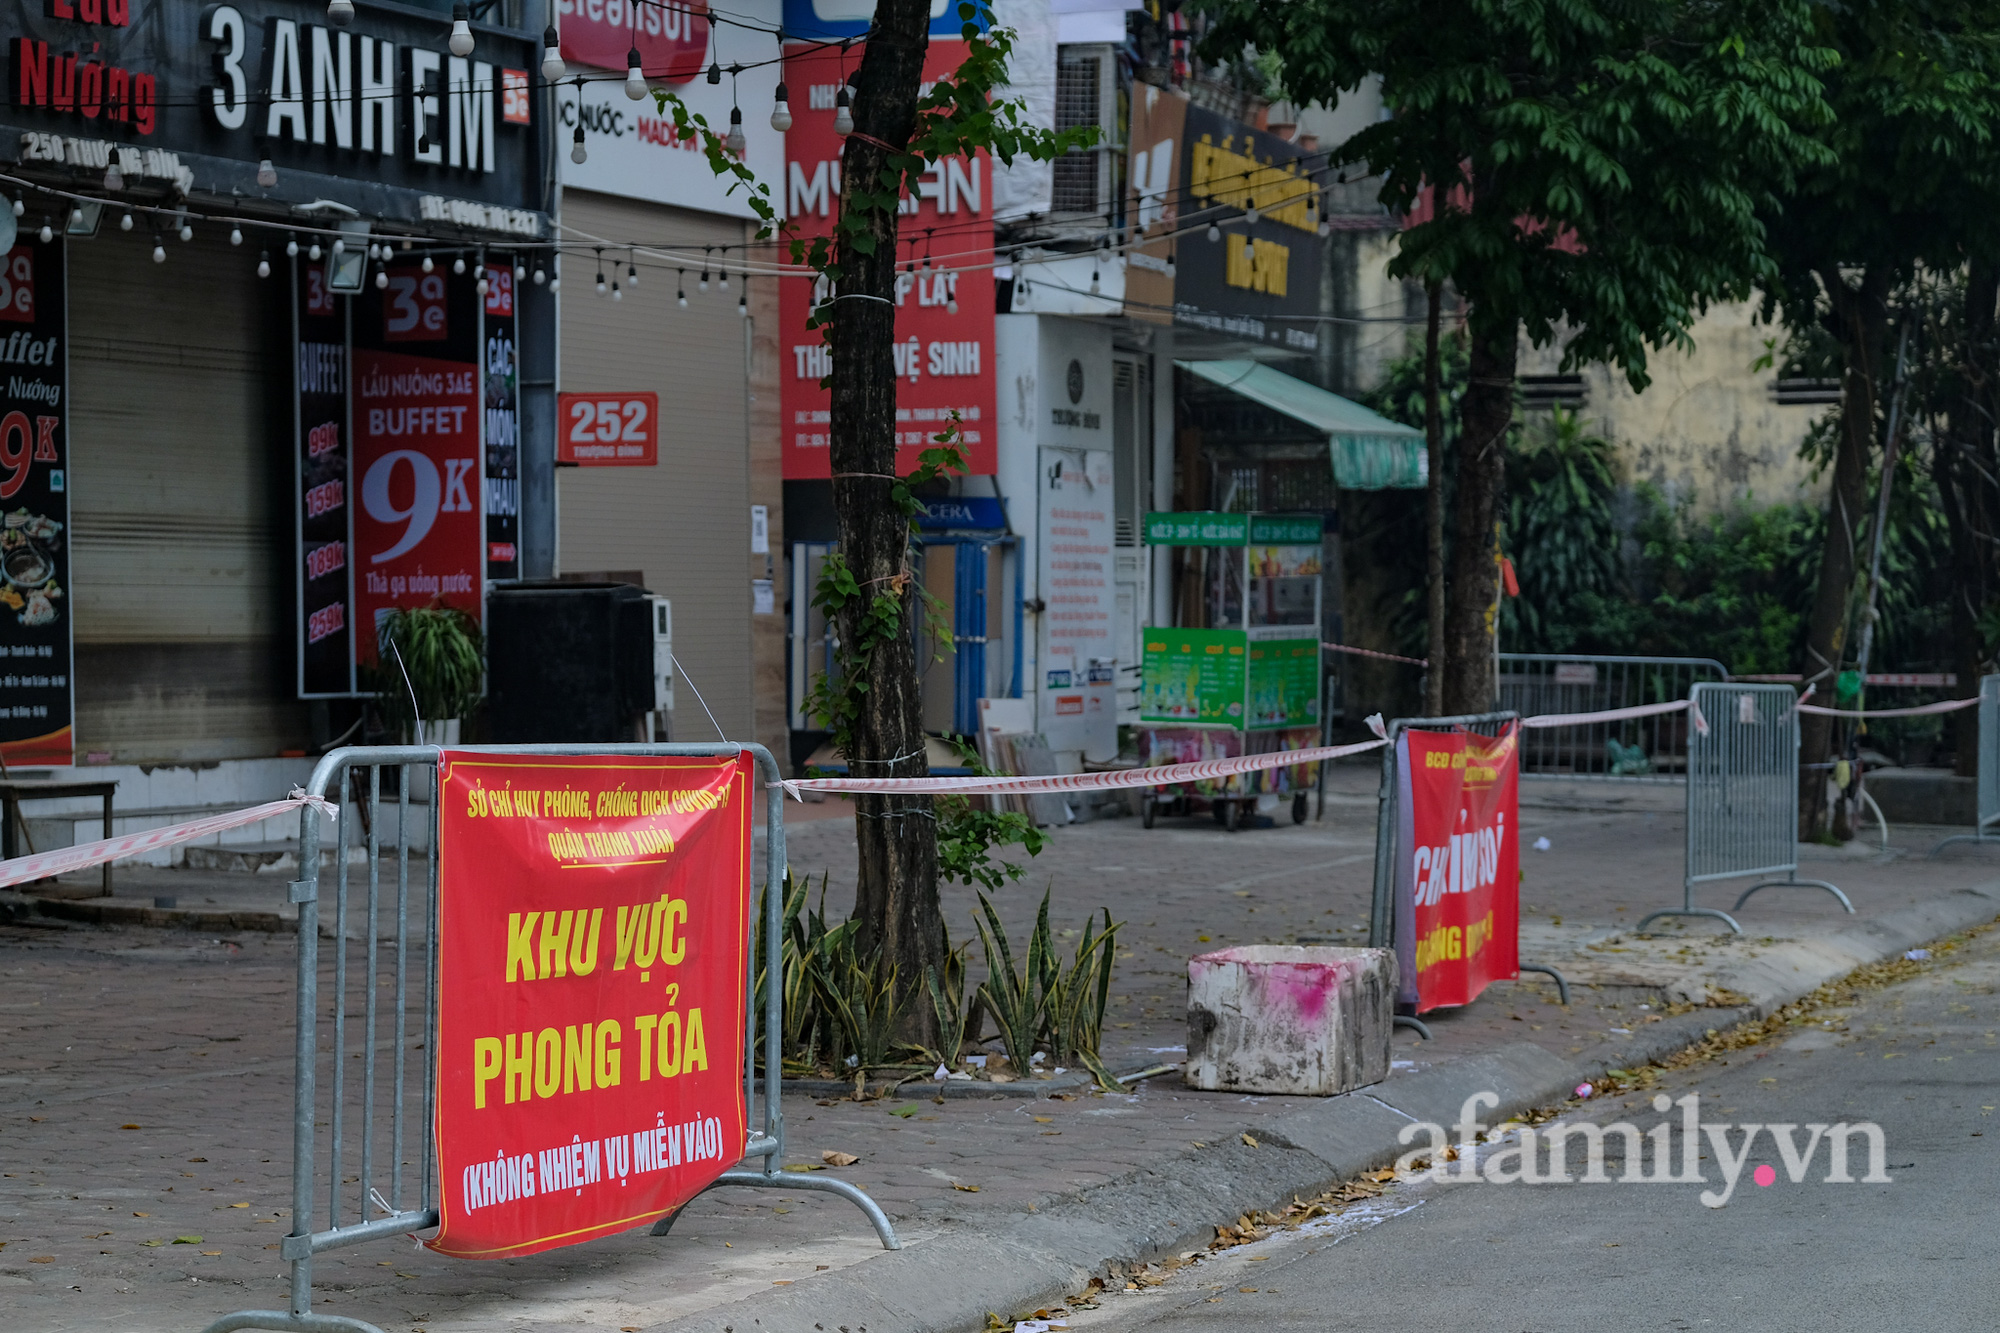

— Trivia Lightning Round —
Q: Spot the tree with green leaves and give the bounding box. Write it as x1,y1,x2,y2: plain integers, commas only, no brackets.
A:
1753,3,2000,831
1196,0,1836,714
658,3,1086,1038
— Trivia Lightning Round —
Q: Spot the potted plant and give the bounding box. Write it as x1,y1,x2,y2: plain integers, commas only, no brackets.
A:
376,605,484,745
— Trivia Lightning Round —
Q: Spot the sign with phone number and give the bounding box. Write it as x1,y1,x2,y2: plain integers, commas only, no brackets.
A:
557,392,657,466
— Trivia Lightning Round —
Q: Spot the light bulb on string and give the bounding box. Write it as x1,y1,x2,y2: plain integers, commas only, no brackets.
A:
327,0,354,25
1165,248,1176,278
1089,266,1100,295
421,255,434,273
610,280,621,301
515,261,526,282
541,26,565,81
257,158,277,188
68,206,83,228
725,106,746,156
833,86,854,136
453,255,466,274
10,197,22,219
285,234,298,257
37,218,51,244
677,270,688,308
474,257,485,279
1243,237,1255,263
625,48,647,100
448,2,474,57
119,212,133,232
332,237,344,255
706,60,721,85
770,82,792,132
151,234,165,263
477,274,489,295
230,226,243,246
1207,221,1221,242
738,284,747,318
626,259,638,288
308,241,321,260
367,242,380,261
103,158,123,191
571,124,587,165
179,221,193,242
1244,197,1259,225
257,250,271,279
533,264,546,286
375,266,389,290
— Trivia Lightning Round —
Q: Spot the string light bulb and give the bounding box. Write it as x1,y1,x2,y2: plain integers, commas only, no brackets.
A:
625,48,647,100
719,266,729,293
119,211,133,232
230,226,243,246
286,235,298,257
571,124,587,164
1207,222,1221,242
327,0,354,25
698,267,708,292
257,249,271,279
421,255,434,273
37,218,51,244
540,25,564,81
69,206,83,228
1244,197,1260,225
103,158,123,191
725,106,746,156
833,86,854,136
626,260,638,287
179,221,193,242
374,266,389,290
308,242,321,260
677,270,687,308
515,261,526,281
10,197,22,219
448,2,474,57
610,279,621,301
533,265,547,286
477,273,490,295
151,233,165,263
453,255,466,275
706,59,720,85
257,158,278,188
332,237,344,255
770,82,792,132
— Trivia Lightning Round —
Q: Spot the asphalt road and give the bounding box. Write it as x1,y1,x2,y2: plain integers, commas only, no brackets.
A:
1064,921,2000,1333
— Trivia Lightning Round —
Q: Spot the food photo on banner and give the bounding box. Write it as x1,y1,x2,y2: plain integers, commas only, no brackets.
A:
1393,724,1521,1012
778,33,996,479
430,751,752,1258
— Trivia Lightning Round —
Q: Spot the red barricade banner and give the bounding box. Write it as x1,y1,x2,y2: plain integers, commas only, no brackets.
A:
428,751,751,1258
1393,724,1520,1013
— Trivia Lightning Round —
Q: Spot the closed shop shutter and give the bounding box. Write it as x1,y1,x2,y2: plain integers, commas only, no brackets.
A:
556,190,753,741
66,227,300,762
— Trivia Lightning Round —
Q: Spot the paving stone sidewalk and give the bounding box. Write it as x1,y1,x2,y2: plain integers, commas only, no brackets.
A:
2,764,1996,1332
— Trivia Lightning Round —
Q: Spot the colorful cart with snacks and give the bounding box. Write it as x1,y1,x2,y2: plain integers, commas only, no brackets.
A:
1138,511,1325,831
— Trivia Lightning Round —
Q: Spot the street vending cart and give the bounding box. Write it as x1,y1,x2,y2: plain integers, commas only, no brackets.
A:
1138,511,1325,830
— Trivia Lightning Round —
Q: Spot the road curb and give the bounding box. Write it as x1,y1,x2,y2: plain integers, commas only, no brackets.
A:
643,882,2000,1333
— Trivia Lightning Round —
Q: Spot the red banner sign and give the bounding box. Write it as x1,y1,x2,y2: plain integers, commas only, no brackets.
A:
557,391,659,466
1394,725,1520,1012
778,40,995,478
429,751,751,1259
351,348,483,666
557,0,709,81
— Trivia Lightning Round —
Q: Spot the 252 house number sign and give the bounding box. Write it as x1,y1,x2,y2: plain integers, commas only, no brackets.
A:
556,392,656,467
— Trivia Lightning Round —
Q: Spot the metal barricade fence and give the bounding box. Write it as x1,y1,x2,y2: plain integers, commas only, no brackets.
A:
1636,684,1853,936
1933,674,2000,855
1368,711,1569,1028
202,743,895,1333
1499,654,1730,782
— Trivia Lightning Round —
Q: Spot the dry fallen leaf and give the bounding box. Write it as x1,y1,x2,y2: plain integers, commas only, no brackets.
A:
132,1212,150,1218
120,1124,142,1131
228,1202,249,1209
29,1256,53,1264
1032,1115,1054,1123
821,1150,859,1167
952,1182,980,1192
201,1250,222,1257
1241,1133,1259,1148
173,1236,203,1245
1239,1287,1258,1293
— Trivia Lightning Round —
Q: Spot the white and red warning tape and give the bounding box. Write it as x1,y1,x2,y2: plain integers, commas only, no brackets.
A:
0,791,337,891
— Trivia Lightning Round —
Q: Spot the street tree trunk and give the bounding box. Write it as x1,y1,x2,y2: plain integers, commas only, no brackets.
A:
1423,281,1447,717
1441,317,1515,715
829,0,944,1036
1798,264,1891,837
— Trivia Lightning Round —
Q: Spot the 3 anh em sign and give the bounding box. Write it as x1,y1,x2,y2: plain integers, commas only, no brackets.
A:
1393,724,1520,1013
429,751,749,1258
556,391,659,466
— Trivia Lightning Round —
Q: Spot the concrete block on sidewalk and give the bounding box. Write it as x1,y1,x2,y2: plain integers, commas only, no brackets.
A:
1184,945,1396,1095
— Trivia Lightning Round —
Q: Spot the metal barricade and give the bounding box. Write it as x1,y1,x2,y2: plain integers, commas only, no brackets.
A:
202,743,895,1333
1932,674,2000,855
1499,654,1730,782
1637,684,1853,935
1368,711,1569,1029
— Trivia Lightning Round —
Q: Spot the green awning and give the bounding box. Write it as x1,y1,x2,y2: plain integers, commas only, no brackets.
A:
1178,359,1428,490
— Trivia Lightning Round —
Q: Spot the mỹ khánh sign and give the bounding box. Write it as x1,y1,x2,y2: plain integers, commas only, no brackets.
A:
1394,725,1520,1013
429,752,750,1258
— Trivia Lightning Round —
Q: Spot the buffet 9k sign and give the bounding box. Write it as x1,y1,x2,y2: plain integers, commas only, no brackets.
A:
429,751,751,1258
1393,724,1520,1013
